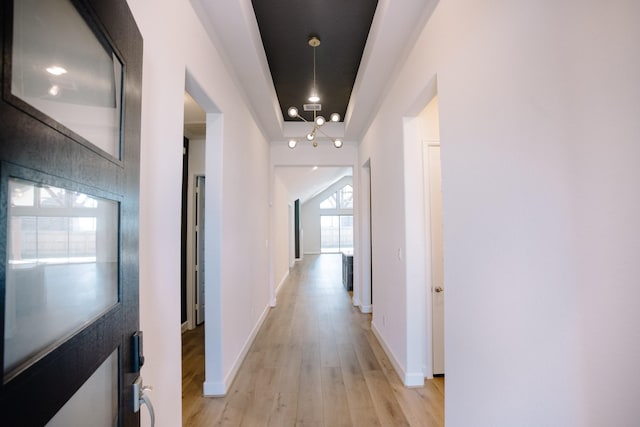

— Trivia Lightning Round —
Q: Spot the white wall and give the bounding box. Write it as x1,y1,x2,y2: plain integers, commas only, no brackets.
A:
361,0,640,425
419,96,439,142
300,176,353,254
272,173,291,294
126,1,271,425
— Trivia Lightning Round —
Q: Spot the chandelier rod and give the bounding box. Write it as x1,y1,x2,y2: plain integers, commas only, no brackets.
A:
312,43,316,98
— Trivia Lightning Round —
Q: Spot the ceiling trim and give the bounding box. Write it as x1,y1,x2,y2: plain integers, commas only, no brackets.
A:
344,0,440,140
191,0,440,144
190,0,283,138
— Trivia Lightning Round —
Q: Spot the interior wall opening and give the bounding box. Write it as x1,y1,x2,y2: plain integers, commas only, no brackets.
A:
182,91,207,332
418,93,444,378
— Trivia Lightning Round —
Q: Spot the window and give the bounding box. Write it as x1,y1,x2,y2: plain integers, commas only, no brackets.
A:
320,193,336,209
339,185,353,209
320,215,353,253
318,182,353,252
320,184,353,209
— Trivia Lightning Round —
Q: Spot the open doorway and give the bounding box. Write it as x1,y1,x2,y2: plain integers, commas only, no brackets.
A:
182,91,207,331
272,166,354,297
419,94,444,376
181,91,207,412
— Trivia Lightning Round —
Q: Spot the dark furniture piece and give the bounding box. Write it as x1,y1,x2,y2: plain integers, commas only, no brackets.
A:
342,250,353,291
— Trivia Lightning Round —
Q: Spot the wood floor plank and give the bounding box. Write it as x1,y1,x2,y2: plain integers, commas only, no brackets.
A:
295,344,324,426
181,254,444,426
267,392,298,426
338,343,381,427
320,366,352,427
239,367,278,427
389,380,444,427
364,370,411,427
352,331,382,373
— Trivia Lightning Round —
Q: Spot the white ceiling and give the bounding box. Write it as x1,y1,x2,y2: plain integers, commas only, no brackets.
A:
275,166,352,204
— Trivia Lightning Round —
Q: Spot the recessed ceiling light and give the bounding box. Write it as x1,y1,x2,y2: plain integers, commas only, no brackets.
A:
46,66,67,76
312,166,318,171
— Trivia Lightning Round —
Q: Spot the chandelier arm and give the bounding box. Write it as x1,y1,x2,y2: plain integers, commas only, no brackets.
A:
313,126,343,148
294,113,309,123
315,126,338,141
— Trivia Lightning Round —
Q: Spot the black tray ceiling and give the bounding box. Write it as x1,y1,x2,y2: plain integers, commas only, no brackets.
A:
251,0,378,123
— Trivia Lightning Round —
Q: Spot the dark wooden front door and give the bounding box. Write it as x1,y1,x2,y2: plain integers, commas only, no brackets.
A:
0,0,143,424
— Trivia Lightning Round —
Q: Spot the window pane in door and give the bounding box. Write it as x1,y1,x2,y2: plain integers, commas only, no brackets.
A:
4,178,119,379
11,0,123,158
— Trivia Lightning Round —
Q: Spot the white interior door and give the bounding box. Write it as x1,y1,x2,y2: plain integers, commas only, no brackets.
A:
427,144,445,375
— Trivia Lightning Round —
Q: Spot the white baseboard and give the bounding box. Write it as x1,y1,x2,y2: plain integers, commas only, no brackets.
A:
303,251,320,255
404,371,426,387
360,304,372,314
352,294,361,307
371,321,425,388
203,302,271,396
181,321,189,333
203,380,226,396
275,270,289,295
423,363,433,379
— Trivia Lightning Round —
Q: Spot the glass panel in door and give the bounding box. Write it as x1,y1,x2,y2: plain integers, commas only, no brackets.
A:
46,350,119,427
4,178,119,380
10,0,123,159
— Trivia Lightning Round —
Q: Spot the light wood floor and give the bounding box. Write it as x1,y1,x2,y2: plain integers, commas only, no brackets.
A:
182,254,444,426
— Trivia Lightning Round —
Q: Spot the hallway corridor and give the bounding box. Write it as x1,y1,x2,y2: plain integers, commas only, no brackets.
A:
182,254,444,426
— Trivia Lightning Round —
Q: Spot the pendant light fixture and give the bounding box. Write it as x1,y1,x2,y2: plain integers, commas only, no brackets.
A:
287,36,343,149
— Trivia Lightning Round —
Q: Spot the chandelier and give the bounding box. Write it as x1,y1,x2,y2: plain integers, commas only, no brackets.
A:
287,36,343,149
